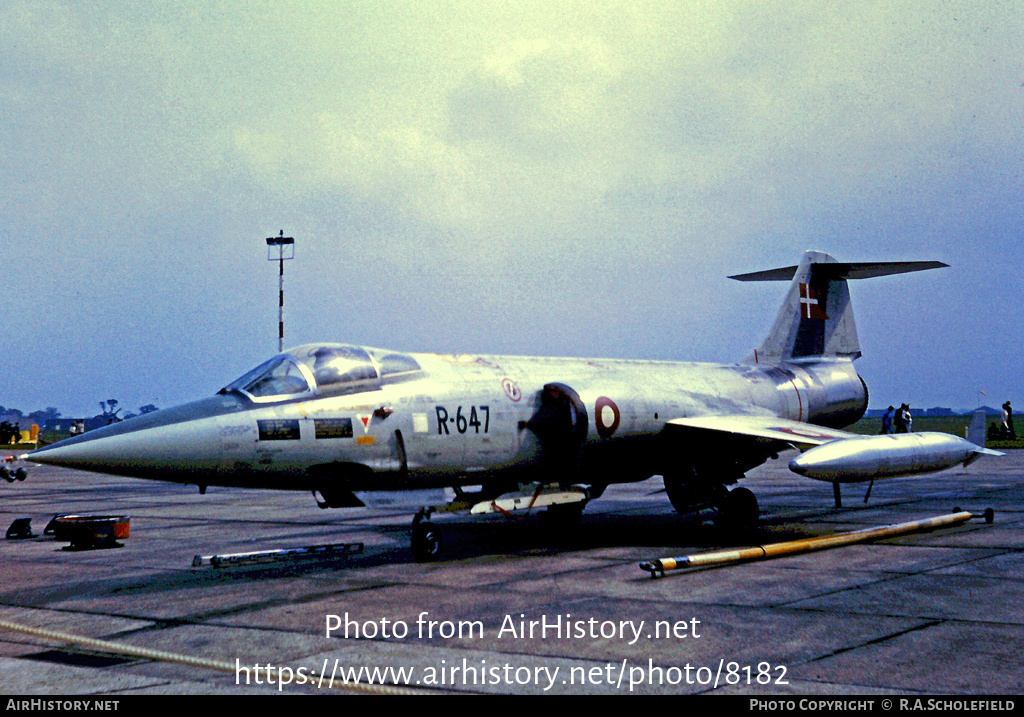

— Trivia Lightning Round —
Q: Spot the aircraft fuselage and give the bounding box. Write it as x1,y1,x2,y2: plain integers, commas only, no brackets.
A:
31,349,867,497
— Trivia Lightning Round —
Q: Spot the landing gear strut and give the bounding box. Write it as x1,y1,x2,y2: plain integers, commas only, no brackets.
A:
411,509,441,562
664,473,759,531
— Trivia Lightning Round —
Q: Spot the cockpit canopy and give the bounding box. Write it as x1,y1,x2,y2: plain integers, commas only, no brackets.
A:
220,343,421,402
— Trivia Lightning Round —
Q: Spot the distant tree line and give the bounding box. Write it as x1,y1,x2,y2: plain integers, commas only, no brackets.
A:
0,405,62,423
0,402,160,425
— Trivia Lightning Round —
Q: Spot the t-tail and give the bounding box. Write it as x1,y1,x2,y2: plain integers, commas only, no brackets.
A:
730,250,948,364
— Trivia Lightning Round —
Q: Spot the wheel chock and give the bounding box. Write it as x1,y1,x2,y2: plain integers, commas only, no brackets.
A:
6,517,34,540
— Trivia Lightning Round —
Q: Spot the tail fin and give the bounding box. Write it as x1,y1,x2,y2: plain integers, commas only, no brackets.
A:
730,250,947,364
967,408,988,448
965,407,1005,461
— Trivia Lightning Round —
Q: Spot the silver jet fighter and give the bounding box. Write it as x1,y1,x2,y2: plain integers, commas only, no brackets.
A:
29,251,997,560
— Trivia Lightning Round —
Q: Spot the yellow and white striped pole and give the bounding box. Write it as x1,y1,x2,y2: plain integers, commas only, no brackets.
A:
640,511,978,578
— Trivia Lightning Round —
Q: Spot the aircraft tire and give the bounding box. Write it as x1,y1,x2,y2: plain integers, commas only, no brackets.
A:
717,487,759,531
663,474,697,514
411,521,442,562
663,470,721,515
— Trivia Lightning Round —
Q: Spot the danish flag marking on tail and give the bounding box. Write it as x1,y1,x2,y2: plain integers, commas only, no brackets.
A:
798,283,828,320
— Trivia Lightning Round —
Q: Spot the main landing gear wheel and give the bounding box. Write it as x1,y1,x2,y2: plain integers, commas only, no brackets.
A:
663,473,724,516
715,487,759,531
411,511,441,562
664,474,713,515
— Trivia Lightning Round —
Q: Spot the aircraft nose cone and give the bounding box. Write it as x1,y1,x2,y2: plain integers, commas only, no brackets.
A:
28,395,245,481
29,437,95,468
28,429,147,475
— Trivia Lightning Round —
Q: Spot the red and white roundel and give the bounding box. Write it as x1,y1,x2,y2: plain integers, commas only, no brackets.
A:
502,378,522,402
595,397,620,438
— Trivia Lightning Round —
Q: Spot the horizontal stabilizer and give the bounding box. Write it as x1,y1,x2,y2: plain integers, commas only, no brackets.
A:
732,251,948,363
729,260,948,282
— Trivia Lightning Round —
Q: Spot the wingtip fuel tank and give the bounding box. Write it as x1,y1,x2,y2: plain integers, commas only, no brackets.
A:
788,432,1003,482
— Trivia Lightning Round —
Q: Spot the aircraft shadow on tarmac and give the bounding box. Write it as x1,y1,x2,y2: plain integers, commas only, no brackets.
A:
1,508,824,615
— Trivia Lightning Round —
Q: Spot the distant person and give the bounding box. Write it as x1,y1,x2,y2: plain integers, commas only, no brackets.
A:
881,406,895,434
894,404,912,433
893,405,907,433
1003,401,1015,440
10,423,19,444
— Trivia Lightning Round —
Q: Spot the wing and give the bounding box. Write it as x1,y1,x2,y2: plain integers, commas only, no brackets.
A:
668,414,1001,490
666,415,854,449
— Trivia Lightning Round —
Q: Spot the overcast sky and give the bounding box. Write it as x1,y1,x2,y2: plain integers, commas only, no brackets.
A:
4,1,1022,419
